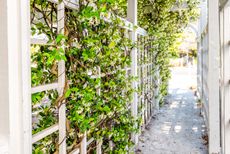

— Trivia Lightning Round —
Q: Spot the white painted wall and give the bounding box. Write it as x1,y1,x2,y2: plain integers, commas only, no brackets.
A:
0,0,10,152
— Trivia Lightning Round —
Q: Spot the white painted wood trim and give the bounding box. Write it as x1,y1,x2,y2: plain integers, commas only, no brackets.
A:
96,139,102,154
48,0,79,10
31,38,54,45
57,1,67,153
21,0,32,153
222,5,230,154
69,148,80,154
219,8,225,154
208,0,221,153
1,0,32,153
87,137,94,146
31,83,59,94
128,0,138,144
32,124,59,143
80,132,87,154
0,0,10,152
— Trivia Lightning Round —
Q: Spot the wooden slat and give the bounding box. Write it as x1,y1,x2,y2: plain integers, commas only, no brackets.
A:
87,137,94,146
69,148,80,154
80,132,87,154
31,83,58,94
221,5,230,154
57,1,66,153
31,38,53,45
136,27,148,36
48,0,79,10
32,124,59,143
63,0,79,10
96,139,102,154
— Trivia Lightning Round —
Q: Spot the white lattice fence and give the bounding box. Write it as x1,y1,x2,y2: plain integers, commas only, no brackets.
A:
197,0,221,153
29,0,158,153
137,36,159,130
0,0,160,153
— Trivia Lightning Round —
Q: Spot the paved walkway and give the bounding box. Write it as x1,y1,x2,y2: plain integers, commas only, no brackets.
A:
136,67,208,154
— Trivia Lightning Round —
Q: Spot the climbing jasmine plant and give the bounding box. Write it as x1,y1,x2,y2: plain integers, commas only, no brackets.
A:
31,0,138,153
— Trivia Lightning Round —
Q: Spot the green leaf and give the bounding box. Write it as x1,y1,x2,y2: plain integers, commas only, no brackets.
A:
108,41,116,49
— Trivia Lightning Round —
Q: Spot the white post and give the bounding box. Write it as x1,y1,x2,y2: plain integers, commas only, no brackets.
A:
96,67,102,154
0,0,10,152
0,0,31,153
208,0,221,153
127,0,138,144
57,2,66,154
81,132,87,154
21,0,32,153
221,5,230,154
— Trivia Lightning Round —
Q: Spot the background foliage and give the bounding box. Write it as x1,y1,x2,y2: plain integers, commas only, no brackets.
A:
138,0,199,103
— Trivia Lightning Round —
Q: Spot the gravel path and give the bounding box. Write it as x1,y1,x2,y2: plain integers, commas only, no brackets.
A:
136,67,208,154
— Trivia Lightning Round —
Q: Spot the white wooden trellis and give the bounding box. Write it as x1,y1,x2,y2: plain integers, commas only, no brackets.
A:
29,0,147,153
198,0,230,154
198,0,221,153
136,35,158,133
0,0,163,153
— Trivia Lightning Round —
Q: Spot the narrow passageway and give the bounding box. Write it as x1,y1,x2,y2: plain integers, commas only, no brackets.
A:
136,67,208,154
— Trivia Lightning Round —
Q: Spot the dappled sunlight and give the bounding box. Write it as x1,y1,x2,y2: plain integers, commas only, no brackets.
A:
180,101,187,108
192,126,198,133
170,101,180,109
161,122,172,135
174,125,182,133
201,125,206,132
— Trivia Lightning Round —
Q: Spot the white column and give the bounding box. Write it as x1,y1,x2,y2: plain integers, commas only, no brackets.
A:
222,5,230,154
57,2,66,154
0,0,10,152
127,0,138,144
0,0,31,153
207,0,221,153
